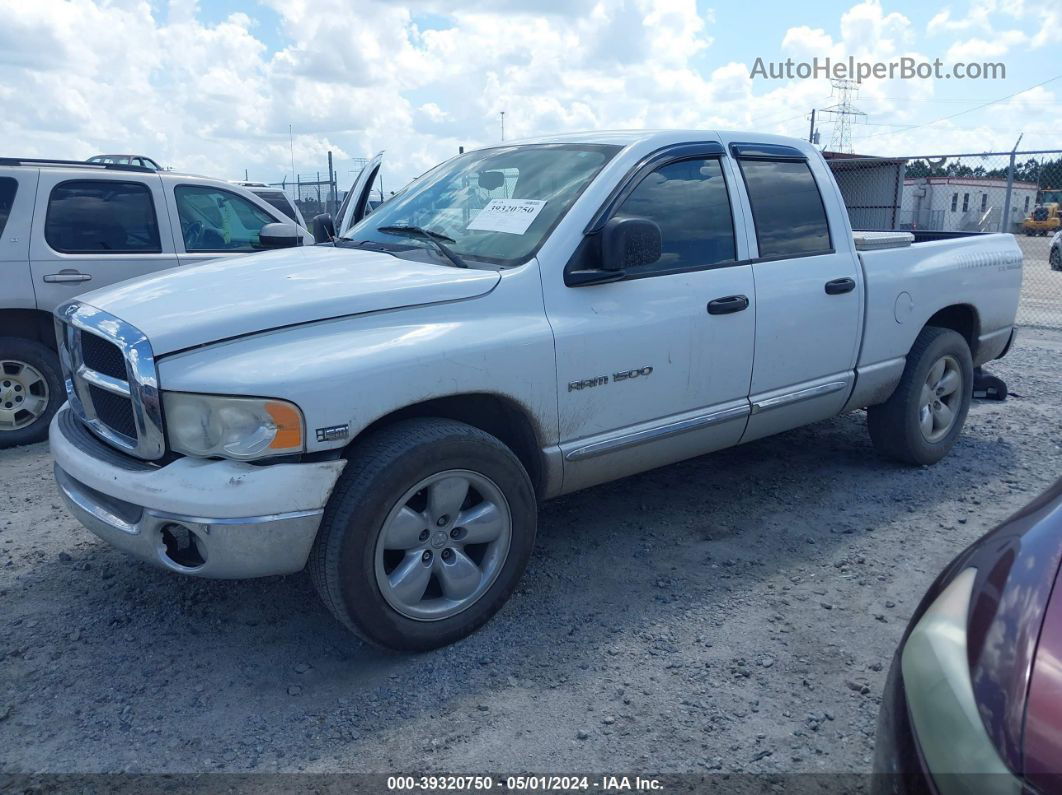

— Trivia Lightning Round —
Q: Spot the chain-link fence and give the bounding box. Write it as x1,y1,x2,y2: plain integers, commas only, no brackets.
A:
825,149,1062,329
266,157,382,223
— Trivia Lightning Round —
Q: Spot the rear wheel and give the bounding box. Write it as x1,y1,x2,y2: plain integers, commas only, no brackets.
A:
309,418,536,651
1050,246,1061,271
0,338,63,448
867,327,973,465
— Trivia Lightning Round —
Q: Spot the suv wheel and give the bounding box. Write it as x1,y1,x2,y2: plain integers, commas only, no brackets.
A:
867,326,973,466
310,418,536,651
0,338,63,448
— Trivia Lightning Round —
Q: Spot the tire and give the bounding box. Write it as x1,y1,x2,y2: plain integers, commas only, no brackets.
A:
867,327,973,466
1050,246,1062,272
0,338,64,449
309,418,537,651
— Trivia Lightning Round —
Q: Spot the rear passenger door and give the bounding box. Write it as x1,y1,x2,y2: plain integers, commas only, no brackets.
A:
164,183,284,266
29,172,178,312
0,168,36,310
726,143,863,442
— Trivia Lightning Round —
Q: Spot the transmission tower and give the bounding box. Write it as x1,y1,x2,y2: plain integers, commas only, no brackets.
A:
818,79,866,154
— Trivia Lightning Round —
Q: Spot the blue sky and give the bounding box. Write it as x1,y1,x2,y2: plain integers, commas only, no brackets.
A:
2,0,1059,187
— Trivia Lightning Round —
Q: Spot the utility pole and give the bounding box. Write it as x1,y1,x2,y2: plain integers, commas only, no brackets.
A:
807,109,816,144
818,79,866,153
327,150,335,214
288,124,296,198
244,168,248,181
500,111,505,142
1000,133,1023,233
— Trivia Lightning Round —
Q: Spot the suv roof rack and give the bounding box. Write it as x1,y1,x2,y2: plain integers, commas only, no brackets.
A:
0,157,156,174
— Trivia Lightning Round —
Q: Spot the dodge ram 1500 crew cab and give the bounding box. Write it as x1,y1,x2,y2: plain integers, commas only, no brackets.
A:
49,131,1022,650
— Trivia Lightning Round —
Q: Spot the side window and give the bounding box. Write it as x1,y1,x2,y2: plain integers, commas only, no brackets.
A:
45,180,161,254
738,158,831,258
612,157,736,275
175,186,276,252
0,178,17,237
951,193,958,212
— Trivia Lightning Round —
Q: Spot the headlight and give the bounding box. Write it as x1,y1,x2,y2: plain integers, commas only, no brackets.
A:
901,567,1020,794
163,392,304,460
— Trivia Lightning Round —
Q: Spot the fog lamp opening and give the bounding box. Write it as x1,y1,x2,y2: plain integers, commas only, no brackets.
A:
159,523,206,569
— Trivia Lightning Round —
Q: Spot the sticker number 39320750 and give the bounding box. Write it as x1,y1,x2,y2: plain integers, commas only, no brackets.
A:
466,199,547,235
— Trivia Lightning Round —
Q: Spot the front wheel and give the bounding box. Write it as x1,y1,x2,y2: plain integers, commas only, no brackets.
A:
867,327,973,466
309,418,536,651
1050,246,1061,271
0,338,64,449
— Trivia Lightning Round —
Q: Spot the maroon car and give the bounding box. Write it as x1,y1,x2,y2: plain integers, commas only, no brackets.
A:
875,478,1062,794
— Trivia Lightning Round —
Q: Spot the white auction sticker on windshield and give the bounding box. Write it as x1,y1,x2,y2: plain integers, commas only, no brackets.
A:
467,199,547,235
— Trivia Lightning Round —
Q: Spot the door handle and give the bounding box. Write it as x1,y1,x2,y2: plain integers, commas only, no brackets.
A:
824,277,856,295
43,270,92,283
707,295,750,315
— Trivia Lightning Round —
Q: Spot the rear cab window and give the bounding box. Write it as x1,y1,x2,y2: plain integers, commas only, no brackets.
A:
734,147,832,259
45,180,162,254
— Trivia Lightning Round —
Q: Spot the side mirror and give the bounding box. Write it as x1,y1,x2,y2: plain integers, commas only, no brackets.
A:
312,213,336,244
258,222,303,249
601,216,662,270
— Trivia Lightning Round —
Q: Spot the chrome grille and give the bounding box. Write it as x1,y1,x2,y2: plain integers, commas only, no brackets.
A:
54,301,165,460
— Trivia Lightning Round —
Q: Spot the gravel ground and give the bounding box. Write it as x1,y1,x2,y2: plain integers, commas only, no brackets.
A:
1,329,1060,779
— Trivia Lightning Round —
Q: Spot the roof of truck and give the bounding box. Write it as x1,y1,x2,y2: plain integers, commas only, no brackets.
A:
497,129,811,149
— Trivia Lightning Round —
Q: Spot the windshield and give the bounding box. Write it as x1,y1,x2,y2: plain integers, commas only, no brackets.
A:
343,143,620,267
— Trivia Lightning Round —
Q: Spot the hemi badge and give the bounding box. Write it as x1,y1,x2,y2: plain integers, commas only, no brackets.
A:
315,424,349,442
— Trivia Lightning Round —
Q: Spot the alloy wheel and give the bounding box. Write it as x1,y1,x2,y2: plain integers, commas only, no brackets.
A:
918,355,962,443
0,360,50,431
374,469,512,621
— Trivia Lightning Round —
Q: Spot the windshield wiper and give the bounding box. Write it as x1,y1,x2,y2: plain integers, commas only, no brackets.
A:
377,225,468,269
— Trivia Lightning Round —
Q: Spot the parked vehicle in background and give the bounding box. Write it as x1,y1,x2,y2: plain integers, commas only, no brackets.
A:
232,181,307,228
1050,229,1061,271
87,154,164,171
0,157,313,447
48,131,1021,651
874,478,1062,795
1022,202,1061,236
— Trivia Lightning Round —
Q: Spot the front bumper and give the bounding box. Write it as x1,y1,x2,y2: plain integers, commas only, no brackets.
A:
872,654,934,795
50,406,346,578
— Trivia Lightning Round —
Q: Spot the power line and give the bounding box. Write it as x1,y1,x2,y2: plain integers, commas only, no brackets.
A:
853,74,1062,143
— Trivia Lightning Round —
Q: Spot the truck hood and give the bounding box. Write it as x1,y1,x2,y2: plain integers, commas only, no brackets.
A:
76,246,501,354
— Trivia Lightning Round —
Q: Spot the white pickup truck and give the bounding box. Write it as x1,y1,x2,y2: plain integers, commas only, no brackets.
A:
49,131,1022,651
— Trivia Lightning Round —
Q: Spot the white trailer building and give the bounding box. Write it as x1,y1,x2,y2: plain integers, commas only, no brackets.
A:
900,177,1038,233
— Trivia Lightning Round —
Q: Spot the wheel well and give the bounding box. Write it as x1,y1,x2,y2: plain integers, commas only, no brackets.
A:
0,309,57,351
925,304,979,358
349,394,545,497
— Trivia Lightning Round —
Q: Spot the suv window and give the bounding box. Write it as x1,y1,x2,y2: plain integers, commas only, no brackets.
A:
738,158,831,258
175,185,276,252
255,190,298,222
0,178,17,237
613,157,736,275
45,180,162,254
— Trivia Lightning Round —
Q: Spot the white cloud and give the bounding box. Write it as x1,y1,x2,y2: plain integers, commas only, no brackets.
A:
0,0,1058,190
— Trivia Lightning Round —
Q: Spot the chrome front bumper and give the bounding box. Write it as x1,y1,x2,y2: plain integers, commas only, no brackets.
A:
50,407,346,579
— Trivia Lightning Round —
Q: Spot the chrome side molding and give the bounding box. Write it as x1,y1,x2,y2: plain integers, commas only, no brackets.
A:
565,404,749,462
751,380,848,414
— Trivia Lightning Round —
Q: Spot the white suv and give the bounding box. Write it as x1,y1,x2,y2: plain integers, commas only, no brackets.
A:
0,157,313,447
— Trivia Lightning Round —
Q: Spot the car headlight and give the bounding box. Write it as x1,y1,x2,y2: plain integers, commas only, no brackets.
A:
162,392,304,460
901,567,1020,795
